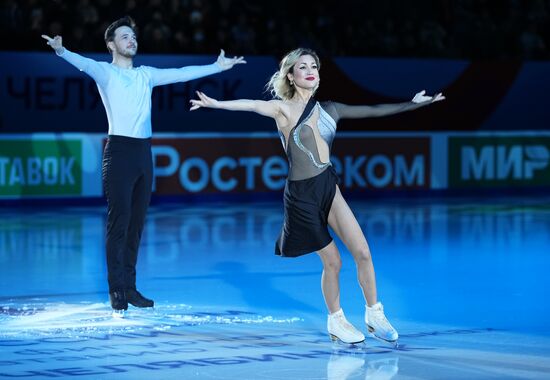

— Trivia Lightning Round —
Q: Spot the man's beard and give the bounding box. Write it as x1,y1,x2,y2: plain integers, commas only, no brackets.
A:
117,46,137,58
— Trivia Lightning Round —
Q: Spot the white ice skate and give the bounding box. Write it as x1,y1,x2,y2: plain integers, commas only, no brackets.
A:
327,309,365,344
365,302,398,345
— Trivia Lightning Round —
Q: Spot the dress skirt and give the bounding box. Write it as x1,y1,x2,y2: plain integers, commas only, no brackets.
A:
275,166,339,257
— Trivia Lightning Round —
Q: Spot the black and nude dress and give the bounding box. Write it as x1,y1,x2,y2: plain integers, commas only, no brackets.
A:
275,98,341,257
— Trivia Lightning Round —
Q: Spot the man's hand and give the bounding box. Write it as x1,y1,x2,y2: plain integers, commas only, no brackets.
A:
216,49,246,71
41,34,65,55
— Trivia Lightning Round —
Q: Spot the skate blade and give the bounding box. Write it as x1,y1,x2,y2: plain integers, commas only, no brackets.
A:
329,334,365,345
112,310,126,318
367,330,398,348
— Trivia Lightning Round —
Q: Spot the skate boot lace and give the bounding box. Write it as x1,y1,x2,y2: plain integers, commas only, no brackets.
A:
370,304,393,330
335,313,357,332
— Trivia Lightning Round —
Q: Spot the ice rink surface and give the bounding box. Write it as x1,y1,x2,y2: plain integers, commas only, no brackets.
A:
1,197,549,379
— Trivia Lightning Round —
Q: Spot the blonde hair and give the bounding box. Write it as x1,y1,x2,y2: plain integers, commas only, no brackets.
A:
266,48,321,100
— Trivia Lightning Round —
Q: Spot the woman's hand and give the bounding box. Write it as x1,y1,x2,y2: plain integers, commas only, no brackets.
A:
190,91,219,111
412,90,445,104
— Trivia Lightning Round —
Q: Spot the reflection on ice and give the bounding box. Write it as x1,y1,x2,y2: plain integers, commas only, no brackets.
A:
327,354,399,380
0,301,302,338
365,357,399,379
327,355,365,380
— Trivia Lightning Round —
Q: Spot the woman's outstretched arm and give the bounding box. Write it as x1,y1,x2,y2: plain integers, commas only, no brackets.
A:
190,91,283,119
334,90,445,119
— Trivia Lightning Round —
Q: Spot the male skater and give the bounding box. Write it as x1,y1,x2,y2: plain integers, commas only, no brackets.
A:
42,16,245,312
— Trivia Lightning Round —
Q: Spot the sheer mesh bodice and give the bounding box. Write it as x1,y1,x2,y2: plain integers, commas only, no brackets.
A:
278,101,338,181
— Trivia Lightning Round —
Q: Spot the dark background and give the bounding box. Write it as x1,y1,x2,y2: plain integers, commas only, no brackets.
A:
1,0,549,60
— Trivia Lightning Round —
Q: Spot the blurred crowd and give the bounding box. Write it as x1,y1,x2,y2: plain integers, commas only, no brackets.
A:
1,0,549,59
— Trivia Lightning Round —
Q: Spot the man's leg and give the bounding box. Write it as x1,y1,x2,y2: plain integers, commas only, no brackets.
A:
125,147,154,307
102,138,135,310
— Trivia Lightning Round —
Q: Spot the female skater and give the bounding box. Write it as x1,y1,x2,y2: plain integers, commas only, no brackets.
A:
190,48,444,344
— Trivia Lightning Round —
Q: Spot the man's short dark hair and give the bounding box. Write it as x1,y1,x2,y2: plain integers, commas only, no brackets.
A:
104,16,137,53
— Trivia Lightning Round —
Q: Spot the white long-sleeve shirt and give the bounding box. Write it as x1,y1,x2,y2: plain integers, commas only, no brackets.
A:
58,49,222,138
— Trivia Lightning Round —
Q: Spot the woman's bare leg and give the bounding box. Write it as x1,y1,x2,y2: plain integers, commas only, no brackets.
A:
328,186,377,306
318,240,365,343
328,186,399,343
316,241,342,313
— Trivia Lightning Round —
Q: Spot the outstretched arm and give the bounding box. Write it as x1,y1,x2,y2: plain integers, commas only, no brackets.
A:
149,49,246,87
190,91,282,119
335,90,445,119
41,34,109,86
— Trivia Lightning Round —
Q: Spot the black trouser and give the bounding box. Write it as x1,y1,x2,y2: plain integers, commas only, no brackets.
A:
102,135,152,293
